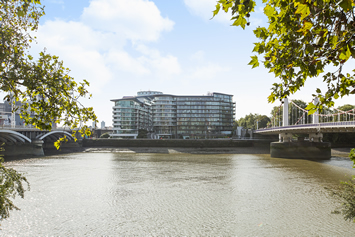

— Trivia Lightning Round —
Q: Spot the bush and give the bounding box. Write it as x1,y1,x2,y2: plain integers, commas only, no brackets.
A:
137,129,148,139
100,133,111,138
332,148,355,222
0,157,29,221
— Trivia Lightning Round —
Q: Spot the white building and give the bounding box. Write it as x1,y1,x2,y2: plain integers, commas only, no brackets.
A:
111,91,235,139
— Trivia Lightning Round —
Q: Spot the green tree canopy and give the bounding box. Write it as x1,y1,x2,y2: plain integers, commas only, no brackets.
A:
0,157,29,221
237,113,270,129
0,0,97,221
1,0,97,136
213,0,355,112
337,104,355,112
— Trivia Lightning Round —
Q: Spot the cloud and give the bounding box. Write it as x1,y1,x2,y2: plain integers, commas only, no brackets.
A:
33,20,113,93
136,44,181,79
32,0,178,93
81,0,174,42
184,0,266,27
183,0,231,22
188,63,230,81
190,50,205,62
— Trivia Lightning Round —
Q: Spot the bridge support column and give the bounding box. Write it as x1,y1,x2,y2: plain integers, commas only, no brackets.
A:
31,139,45,156
1,139,44,157
270,141,330,159
309,133,323,142
279,133,293,142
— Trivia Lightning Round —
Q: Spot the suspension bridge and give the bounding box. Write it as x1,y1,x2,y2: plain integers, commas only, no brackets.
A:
255,98,355,159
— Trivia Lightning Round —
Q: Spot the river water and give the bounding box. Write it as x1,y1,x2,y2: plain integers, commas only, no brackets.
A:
1,152,355,236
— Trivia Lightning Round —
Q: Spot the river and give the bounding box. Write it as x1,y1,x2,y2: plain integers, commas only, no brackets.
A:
1,152,355,236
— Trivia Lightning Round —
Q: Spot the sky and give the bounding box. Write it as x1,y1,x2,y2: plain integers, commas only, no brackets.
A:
30,0,354,126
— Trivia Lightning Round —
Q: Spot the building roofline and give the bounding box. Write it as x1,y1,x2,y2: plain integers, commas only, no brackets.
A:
111,92,233,101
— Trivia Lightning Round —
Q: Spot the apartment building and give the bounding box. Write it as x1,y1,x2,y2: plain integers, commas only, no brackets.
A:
111,91,235,139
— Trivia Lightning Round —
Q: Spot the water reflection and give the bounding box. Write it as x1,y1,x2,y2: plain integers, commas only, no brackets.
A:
1,153,355,236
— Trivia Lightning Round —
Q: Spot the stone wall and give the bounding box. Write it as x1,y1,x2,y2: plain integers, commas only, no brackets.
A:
1,143,44,157
82,138,272,148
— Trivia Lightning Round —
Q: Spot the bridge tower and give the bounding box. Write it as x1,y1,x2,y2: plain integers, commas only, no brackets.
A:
283,98,288,126
312,97,319,124
270,97,330,159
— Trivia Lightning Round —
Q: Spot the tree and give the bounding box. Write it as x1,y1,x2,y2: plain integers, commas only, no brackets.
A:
257,114,270,128
323,104,355,143
332,150,355,222
213,0,355,112
337,104,355,120
1,0,97,138
100,132,111,138
0,157,29,221
237,113,270,129
0,0,97,221
137,129,148,139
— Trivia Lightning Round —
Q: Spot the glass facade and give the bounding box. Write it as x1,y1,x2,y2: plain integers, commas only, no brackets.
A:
111,91,235,139
111,97,152,138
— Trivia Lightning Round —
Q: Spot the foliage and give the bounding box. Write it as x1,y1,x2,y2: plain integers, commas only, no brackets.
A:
137,129,148,139
331,149,355,222
233,120,238,130
213,0,355,113
323,132,355,144
334,178,355,222
350,148,355,164
100,132,111,138
0,157,29,221
238,113,270,129
337,104,355,112
0,0,97,220
270,99,316,126
1,0,97,142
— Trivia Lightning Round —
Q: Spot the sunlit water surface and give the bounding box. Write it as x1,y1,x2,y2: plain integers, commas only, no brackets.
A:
1,152,355,236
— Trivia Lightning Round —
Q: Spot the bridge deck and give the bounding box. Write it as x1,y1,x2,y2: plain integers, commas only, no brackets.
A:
256,121,355,134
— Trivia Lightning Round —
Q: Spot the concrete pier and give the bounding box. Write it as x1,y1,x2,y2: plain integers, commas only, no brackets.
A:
1,140,44,157
270,141,331,159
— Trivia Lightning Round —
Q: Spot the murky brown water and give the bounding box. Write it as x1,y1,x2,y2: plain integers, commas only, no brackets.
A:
1,152,355,236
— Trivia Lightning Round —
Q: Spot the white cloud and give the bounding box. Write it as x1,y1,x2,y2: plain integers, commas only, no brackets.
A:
188,63,230,81
32,0,179,94
81,0,174,41
190,50,205,62
183,0,231,22
136,44,181,79
106,50,150,75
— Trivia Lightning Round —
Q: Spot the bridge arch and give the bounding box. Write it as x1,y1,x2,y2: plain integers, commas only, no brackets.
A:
37,131,74,141
0,130,32,144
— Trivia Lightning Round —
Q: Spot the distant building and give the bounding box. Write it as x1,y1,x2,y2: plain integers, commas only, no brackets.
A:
0,100,24,126
111,91,236,139
101,121,105,129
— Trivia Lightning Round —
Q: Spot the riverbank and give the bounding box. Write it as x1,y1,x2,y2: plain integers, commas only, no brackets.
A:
3,138,353,158
44,146,352,156
80,146,271,154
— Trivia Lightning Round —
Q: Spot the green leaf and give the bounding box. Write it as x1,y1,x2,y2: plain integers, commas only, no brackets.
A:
264,5,275,17
305,103,316,114
232,15,247,29
295,3,310,20
330,35,338,49
212,4,221,18
339,45,352,61
248,55,259,68
17,9,25,17
339,0,353,12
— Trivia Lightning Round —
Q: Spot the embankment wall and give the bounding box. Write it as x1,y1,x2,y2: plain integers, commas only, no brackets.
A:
82,138,273,148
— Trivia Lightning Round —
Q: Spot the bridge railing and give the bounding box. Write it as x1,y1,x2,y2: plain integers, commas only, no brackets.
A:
268,99,355,129
259,121,355,132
